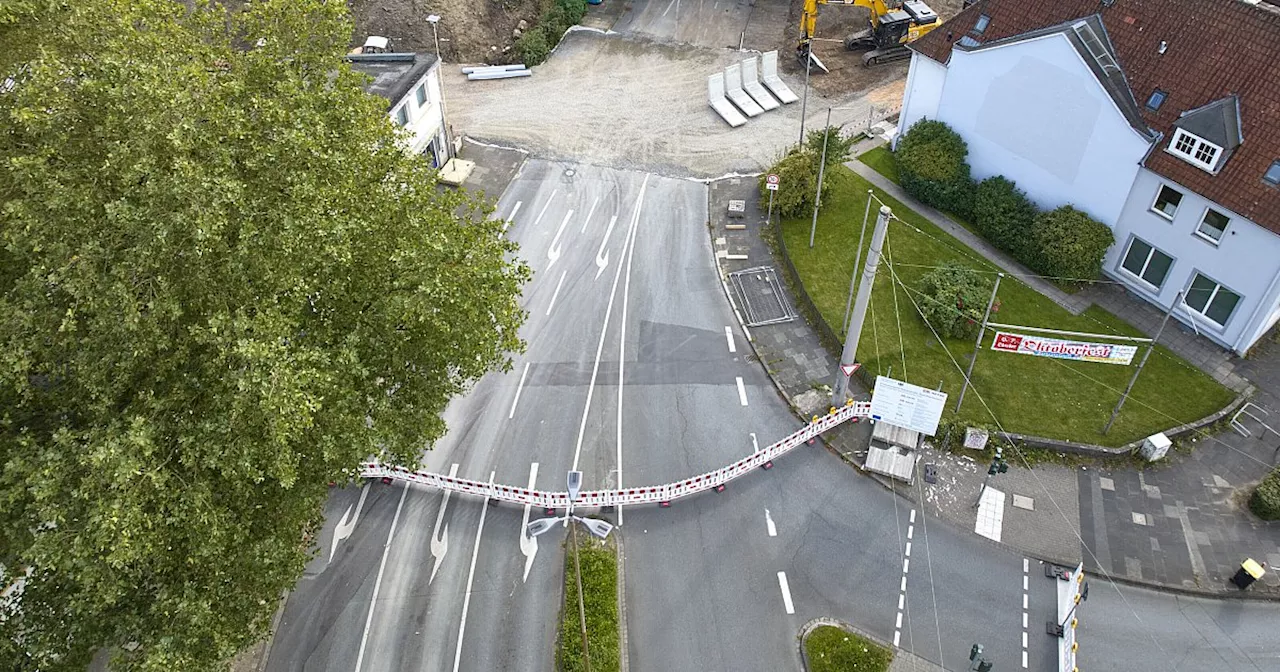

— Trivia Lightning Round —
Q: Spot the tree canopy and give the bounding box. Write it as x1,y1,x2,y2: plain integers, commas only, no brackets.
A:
0,1,529,669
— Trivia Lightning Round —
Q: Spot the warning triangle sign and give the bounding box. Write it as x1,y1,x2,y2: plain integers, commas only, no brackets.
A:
840,363,860,377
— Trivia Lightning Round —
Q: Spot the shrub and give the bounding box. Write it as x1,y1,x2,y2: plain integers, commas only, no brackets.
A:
515,27,551,66
895,119,972,216
972,176,1037,258
1250,469,1280,520
917,263,998,340
1026,205,1114,282
760,149,820,219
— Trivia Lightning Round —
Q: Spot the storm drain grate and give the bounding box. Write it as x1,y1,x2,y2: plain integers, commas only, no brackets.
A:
728,266,796,327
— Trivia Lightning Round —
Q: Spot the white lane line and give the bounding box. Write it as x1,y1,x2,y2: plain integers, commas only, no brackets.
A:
508,362,531,419
354,480,410,672
616,185,644,528
453,471,496,672
519,463,539,583
776,571,795,614
894,512,915,652
1022,557,1030,668
547,209,575,267
595,214,619,280
546,270,567,316
750,432,759,453
572,175,649,471
500,200,522,237
330,481,371,562
765,509,777,537
529,190,557,232
736,376,748,406
581,196,599,233
429,463,459,584
724,326,736,353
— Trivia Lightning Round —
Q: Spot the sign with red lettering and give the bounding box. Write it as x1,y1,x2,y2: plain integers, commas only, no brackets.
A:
991,331,1136,366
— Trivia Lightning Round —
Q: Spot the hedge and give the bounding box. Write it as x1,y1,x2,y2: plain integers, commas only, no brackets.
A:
895,119,973,217
1027,205,1114,282
1250,468,1280,520
972,175,1037,259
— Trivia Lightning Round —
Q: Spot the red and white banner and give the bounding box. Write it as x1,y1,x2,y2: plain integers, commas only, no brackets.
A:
991,331,1137,366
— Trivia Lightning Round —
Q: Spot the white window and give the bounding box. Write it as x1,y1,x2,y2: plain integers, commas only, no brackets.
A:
973,14,991,34
1265,160,1280,186
1168,128,1222,172
1150,184,1182,220
1195,208,1229,244
395,105,409,127
415,83,428,106
1120,238,1173,289
1185,273,1241,327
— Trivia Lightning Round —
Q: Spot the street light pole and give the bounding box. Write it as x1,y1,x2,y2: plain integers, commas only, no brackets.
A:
955,273,1003,413
831,205,892,406
571,522,591,672
808,107,833,248
799,44,814,146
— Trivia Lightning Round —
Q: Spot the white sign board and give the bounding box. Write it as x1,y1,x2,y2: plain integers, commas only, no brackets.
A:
766,174,780,191
1057,561,1085,672
870,376,947,437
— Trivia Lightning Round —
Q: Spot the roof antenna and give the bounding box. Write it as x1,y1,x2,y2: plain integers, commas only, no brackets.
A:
1158,40,1168,54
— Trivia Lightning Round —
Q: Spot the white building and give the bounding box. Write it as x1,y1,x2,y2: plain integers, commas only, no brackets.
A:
346,51,452,167
896,0,1280,354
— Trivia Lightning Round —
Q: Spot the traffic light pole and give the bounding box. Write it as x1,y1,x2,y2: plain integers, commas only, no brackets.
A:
972,447,1007,509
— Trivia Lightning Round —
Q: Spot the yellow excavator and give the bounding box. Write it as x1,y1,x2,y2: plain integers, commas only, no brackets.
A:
798,0,941,68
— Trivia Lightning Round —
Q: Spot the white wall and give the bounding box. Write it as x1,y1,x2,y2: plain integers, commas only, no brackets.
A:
388,64,447,164
932,34,1150,227
897,52,948,141
1104,168,1280,353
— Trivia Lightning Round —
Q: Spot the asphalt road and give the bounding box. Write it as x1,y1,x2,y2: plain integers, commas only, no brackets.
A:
263,157,1280,672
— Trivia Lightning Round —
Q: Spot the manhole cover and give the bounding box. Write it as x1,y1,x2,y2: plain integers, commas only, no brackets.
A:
564,168,575,177
727,199,745,213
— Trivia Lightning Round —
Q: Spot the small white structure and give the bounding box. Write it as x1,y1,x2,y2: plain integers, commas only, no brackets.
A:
1140,433,1171,462
708,72,747,128
741,57,779,111
760,51,798,104
346,50,451,168
723,63,763,117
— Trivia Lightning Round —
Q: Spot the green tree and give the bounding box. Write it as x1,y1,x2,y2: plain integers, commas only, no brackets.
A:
0,1,529,670
917,264,999,340
805,125,856,170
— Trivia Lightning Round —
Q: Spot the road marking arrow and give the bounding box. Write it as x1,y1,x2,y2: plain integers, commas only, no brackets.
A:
595,214,619,279
519,462,540,583
329,481,370,562
547,209,574,267
429,463,459,584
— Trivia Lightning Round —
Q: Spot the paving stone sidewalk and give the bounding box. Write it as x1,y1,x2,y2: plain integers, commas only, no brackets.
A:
710,156,1280,599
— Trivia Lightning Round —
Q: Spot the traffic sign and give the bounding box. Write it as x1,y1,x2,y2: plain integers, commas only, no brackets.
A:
766,174,780,191
840,362,860,377
567,470,582,502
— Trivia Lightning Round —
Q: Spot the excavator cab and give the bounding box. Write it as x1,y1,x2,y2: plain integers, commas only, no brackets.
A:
844,0,939,65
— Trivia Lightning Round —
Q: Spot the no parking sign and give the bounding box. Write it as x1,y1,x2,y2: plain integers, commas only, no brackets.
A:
766,174,779,191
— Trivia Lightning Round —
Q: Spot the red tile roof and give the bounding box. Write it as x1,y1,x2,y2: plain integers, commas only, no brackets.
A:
910,0,1280,234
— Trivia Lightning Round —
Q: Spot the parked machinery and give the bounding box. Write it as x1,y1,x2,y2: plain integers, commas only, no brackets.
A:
797,0,941,68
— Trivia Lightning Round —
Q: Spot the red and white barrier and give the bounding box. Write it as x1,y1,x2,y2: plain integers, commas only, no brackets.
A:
361,401,871,508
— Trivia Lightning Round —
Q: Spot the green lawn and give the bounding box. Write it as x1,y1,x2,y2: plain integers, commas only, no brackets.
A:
857,144,899,183
780,167,1235,447
805,625,893,672
558,535,619,672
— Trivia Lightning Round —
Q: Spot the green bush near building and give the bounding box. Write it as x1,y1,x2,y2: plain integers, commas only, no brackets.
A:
895,119,973,217
1028,205,1116,284
972,175,1037,259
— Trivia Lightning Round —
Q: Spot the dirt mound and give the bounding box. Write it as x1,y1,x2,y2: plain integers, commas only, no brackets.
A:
347,0,542,63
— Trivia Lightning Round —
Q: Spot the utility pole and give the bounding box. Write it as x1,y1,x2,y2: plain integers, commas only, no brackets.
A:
1103,290,1182,435
808,107,833,248
842,190,874,333
831,205,891,405
955,273,1004,413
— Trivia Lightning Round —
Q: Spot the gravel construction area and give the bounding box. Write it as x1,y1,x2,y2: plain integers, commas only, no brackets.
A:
445,29,906,178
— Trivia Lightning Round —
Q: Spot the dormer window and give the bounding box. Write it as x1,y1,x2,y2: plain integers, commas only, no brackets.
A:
1168,128,1222,172
974,14,991,35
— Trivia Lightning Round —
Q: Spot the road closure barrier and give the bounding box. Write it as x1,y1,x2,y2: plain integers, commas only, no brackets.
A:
361,401,870,507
